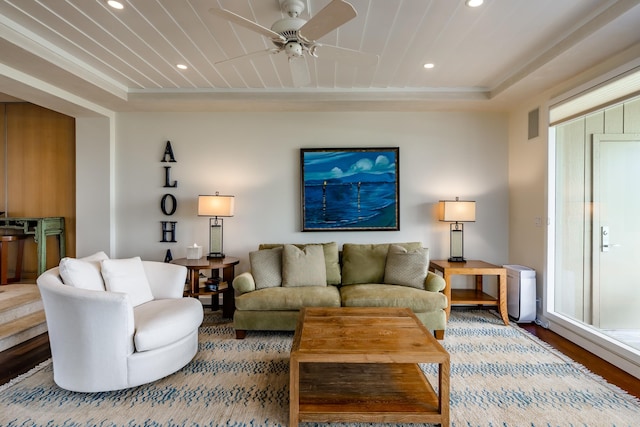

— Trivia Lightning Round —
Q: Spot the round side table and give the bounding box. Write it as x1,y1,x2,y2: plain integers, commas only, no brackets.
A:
171,256,239,318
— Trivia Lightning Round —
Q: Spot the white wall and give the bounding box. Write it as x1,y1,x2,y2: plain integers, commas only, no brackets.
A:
114,111,509,274
507,102,549,289
76,116,113,257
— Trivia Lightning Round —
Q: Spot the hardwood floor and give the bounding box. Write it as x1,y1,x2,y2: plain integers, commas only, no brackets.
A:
519,323,640,399
0,333,50,386
1,325,639,401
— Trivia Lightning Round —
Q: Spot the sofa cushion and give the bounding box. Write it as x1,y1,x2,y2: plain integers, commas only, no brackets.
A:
259,242,341,285
341,242,422,285
340,283,447,313
101,257,154,307
282,244,327,287
384,245,429,289
235,286,341,311
133,298,203,352
59,251,109,291
250,247,282,289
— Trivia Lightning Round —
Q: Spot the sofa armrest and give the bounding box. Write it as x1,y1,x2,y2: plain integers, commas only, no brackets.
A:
424,271,445,292
233,272,256,296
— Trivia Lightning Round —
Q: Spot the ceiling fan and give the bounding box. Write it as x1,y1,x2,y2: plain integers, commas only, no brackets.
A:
209,0,379,87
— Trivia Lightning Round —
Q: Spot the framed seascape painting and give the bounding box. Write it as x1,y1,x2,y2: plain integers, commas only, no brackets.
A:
301,147,400,231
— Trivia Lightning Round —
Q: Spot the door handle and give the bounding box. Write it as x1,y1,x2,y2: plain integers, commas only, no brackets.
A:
601,226,621,252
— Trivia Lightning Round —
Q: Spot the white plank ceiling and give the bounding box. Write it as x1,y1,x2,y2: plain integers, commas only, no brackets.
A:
1,0,640,113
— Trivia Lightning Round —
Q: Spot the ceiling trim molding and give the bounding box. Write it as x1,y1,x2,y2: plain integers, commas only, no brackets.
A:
126,87,490,103
119,91,494,113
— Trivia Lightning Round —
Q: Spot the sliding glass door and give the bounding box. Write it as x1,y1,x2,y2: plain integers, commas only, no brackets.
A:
552,97,640,354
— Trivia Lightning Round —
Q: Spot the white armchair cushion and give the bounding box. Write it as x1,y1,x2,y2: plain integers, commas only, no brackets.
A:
59,251,109,291
101,257,154,307
133,298,203,352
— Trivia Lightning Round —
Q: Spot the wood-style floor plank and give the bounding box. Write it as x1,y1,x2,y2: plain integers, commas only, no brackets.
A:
0,333,50,385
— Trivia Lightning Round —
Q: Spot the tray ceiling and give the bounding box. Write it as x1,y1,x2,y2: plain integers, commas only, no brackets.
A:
1,0,640,113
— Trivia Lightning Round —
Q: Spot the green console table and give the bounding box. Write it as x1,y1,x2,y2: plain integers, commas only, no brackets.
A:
0,217,66,276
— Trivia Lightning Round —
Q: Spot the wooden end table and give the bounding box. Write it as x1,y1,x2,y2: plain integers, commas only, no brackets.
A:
290,307,450,426
429,260,509,325
170,256,239,318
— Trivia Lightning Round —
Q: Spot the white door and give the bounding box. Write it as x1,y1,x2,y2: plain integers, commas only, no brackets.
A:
592,134,640,329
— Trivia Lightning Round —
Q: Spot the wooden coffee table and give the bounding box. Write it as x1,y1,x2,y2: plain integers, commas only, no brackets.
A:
289,307,450,426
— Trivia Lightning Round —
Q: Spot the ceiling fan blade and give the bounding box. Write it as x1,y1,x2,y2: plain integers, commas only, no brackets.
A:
209,7,286,42
314,44,379,67
289,57,311,87
298,0,357,42
215,48,280,66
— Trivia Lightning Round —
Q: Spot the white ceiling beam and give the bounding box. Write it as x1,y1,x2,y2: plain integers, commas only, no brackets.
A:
0,16,129,100
489,0,640,99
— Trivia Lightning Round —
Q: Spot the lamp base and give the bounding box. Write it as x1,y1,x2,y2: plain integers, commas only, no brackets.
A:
448,256,466,263
208,252,225,259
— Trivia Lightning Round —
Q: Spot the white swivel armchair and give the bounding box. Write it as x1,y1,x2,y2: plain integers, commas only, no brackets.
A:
37,253,203,393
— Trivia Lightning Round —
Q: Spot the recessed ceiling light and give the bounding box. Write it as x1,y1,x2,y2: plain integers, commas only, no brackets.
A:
176,64,188,70
107,1,124,9
465,0,484,7
423,63,435,69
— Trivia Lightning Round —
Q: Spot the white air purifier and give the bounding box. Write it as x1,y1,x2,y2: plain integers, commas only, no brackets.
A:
504,265,536,323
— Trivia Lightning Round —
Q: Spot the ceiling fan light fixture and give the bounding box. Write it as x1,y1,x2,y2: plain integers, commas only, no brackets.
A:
285,42,304,58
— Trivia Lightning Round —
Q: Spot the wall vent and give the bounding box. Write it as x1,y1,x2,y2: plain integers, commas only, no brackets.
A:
528,108,539,140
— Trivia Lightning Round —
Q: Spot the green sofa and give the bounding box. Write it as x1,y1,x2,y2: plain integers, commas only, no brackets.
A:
232,242,448,339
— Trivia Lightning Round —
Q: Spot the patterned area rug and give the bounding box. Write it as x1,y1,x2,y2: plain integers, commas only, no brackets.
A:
0,310,638,427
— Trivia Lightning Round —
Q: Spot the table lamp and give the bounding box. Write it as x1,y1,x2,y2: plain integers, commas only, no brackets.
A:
439,197,476,262
198,192,234,258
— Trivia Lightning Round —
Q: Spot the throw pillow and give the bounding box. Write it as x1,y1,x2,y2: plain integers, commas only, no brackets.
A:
250,247,283,289
383,245,429,289
258,242,341,285
59,251,110,291
282,244,327,287
101,257,154,307
341,242,422,285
